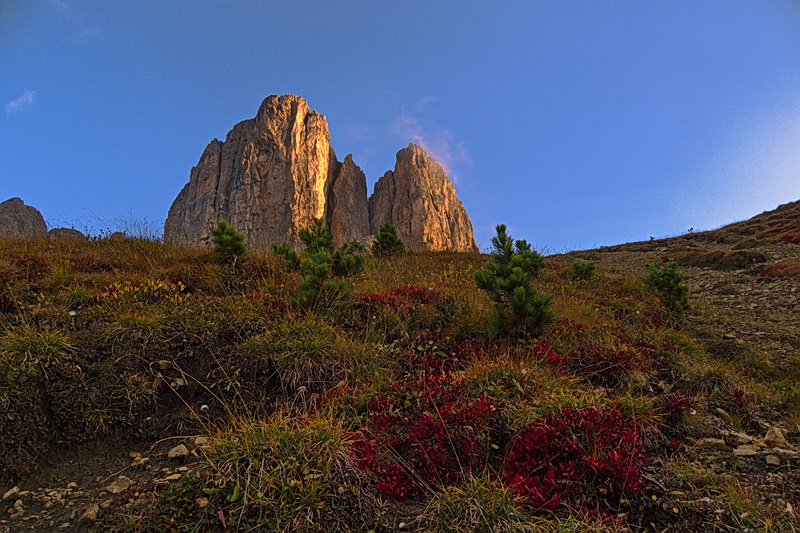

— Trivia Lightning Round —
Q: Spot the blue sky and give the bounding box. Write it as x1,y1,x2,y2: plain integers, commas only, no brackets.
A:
2,1,800,251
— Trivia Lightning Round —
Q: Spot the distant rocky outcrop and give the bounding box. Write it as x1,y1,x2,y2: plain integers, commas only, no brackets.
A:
0,197,47,238
48,227,86,240
369,144,477,252
164,94,476,252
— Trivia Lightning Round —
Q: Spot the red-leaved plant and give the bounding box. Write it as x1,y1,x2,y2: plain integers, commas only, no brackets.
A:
504,407,646,510
351,373,502,499
565,341,644,386
357,284,440,311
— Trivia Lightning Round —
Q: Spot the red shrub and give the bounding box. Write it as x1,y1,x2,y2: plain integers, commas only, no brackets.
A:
504,407,646,510
245,291,288,312
404,333,488,373
760,261,800,279
530,339,567,367
351,374,502,499
357,284,440,311
566,341,643,385
732,387,756,416
780,232,800,244
658,391,695,428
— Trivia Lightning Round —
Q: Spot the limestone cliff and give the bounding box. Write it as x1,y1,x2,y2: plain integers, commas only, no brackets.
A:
165,94,338,248
368,144,477,252
165,95,476,252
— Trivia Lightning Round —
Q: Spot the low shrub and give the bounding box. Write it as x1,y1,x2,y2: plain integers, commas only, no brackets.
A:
779,231,800,244
645,261,689,313
352,373,502,499
570,258,596,280
211,220,246,264
566,341,644,387
760,259,800,278
372,221,405,258
475,224,554,338
504,407,646,510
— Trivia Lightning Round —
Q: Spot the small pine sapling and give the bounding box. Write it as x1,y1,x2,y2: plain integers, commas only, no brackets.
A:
297,251,350,305
570,258,596,280
372,221,405,258
299,218,334,254
475,224,555,338
332,240,366,277
277,220,364,306
211,220,246,265
272,242,300,271
645,260,690,313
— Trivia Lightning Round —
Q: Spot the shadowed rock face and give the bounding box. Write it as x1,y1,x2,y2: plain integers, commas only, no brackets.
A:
0,197,47,238
369,144,478,252
164,95,476,252
326,154,370,246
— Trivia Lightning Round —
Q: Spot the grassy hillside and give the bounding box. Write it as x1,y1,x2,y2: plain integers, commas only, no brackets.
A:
0,212,798,531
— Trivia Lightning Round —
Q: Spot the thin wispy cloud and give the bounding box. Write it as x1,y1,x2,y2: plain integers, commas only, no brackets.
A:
51,0,100,37
5,90,36,115
392,96,470,181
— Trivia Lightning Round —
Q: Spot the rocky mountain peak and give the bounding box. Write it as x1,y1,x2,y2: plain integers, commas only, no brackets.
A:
164,95,476,252
369,143,477,252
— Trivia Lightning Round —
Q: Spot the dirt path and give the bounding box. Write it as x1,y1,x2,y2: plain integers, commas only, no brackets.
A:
1,436,209,532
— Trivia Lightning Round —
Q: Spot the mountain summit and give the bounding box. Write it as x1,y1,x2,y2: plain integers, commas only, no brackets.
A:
164,94,476,252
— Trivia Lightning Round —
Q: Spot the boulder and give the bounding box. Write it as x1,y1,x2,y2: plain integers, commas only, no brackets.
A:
48,227,86,240
0,197,47,237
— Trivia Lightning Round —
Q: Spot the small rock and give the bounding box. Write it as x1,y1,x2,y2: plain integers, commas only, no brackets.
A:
766,455,781,466
194,436,210,446
131,456,150,468
2,486,19,501
167,444,189,460
764,426,788,447
105,476,134,494
774,447,798,456
696,438,727,448
733,445,760,457
66,482,78,490
78,504,100,524
730,430,756,444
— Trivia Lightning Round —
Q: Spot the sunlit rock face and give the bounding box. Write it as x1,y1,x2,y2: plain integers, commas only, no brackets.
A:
165,95,476,252
369,144,478,252
165,94,336,249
